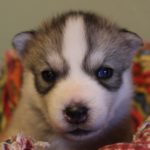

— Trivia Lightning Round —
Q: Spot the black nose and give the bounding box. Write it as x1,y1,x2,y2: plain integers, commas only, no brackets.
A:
64,105,88,124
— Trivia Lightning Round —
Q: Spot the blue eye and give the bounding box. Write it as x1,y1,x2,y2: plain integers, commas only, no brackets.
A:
41,70,57,82
96,67,113,79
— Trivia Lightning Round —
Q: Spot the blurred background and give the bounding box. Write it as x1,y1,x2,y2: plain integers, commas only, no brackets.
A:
0,0,150,57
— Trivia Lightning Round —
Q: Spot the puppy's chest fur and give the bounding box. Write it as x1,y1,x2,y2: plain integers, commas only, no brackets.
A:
5,11,143,150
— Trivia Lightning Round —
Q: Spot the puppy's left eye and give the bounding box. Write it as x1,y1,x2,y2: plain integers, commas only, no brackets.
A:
41,70,57,82
96,67,113,79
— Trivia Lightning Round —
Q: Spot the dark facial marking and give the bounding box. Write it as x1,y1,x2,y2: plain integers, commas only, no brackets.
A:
84,64,123,91
31,62,68,95
96,69,123,91
82,13,131,91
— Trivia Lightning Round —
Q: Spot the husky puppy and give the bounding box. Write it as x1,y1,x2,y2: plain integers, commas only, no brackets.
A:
6,11,143,150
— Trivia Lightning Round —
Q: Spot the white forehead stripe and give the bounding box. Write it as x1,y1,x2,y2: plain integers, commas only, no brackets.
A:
62,17,87,73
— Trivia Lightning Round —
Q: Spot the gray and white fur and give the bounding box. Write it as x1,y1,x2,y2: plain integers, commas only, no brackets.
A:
6,11,143,150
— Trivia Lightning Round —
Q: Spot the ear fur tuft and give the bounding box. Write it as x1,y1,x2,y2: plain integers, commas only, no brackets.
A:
120,28,143,51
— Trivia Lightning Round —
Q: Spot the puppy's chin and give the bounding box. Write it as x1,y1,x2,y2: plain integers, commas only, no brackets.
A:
53,122,105,141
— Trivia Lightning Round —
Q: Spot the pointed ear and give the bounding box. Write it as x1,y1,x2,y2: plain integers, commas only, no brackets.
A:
12,31,35,57
120,29,143,52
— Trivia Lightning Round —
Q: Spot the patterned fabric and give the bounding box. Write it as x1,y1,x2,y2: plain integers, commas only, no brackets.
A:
1,133,50,150
131,42,150,131
1,116,150,149
0,50,22,132
99,116,150,150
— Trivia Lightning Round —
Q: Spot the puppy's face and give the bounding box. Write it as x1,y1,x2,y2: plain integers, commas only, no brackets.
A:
13,12,143,141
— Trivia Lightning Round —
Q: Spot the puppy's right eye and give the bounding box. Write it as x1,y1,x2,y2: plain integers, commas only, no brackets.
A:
41,70,57,82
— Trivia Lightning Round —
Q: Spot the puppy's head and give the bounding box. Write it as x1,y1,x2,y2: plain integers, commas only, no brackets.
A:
12,11,143,141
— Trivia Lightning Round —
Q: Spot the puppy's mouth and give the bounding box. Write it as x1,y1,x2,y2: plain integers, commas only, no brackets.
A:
64,128,100,141
68,128,92,136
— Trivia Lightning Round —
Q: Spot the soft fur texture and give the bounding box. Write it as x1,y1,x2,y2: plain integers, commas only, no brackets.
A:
6,11,143,150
